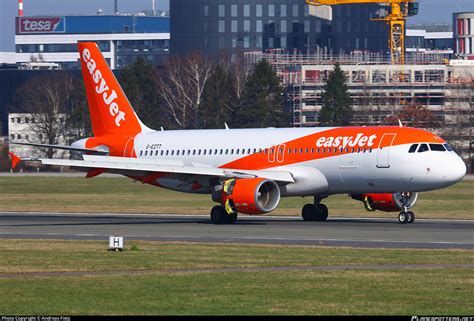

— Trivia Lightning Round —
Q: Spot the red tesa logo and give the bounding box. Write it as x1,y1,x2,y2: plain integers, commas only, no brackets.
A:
18,17,65,33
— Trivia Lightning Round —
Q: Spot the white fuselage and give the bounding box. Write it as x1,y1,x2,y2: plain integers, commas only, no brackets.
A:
132,127,466,196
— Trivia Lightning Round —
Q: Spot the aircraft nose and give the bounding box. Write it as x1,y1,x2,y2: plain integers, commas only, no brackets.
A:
445,156,466,184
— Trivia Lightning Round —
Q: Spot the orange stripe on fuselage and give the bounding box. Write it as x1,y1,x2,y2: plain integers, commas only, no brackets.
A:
220,127,444,171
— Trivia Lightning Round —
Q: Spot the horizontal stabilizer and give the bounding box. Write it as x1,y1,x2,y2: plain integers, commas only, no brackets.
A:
10,142,108,155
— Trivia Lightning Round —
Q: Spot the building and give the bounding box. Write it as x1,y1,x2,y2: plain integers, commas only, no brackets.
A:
13,14,170,69
406,29,453,55
8,113,68,158
171,0,387,58
454,12,474,60
264,55,473,158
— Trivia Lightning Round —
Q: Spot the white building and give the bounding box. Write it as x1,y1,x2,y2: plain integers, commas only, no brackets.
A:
8,113,68,158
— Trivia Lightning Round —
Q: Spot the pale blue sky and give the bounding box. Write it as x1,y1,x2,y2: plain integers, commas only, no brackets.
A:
1,0,473,51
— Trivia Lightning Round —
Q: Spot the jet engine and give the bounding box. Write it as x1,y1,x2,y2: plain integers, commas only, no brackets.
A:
217,178,281,215
352,192,418,212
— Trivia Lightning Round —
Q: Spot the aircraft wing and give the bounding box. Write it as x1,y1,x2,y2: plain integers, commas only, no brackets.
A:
40,155,295,183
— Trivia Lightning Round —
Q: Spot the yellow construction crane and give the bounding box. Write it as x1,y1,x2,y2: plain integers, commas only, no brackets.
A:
306,0,419,65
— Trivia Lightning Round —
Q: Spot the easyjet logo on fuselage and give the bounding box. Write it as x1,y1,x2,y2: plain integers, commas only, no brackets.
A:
316,133,377,149
81,48,126,127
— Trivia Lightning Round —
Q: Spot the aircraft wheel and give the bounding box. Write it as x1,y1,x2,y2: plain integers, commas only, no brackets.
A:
407,211,415,224
228,212,238,224
398,211,408,224
211,206,237,225
302,204,316,221
211,206,226,224
318,204,329,221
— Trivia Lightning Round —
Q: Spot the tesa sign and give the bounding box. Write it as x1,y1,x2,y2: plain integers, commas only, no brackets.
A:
17,17,65,34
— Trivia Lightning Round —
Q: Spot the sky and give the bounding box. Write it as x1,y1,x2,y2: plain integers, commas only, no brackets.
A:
1,0,473,51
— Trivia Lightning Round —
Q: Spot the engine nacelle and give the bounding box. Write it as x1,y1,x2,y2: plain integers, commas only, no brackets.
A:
352,192,418,212
218,178,281,215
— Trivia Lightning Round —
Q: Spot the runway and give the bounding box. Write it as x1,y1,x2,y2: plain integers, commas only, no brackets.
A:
0,212,473,249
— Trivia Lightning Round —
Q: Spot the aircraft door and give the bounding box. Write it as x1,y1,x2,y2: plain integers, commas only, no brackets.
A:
376,133,397,168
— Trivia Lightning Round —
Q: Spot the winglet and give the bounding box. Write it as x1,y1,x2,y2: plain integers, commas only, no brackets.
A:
8,151,21,170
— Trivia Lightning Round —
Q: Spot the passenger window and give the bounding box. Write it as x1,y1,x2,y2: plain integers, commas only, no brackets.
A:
166,150,169,156
171,150,174,156
140,151,143,156
418,144,429,153
429,144,446,152
408,144,418,153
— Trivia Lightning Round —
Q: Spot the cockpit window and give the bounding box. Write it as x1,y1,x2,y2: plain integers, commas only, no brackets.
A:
408,144,418,153
429,144,446,152
443,143,454,152
418,144,429,153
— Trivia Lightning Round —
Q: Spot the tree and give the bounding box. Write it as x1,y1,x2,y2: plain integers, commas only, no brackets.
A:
319,63,352,126
64,76,90,141
383,103,440,129
118,57,167,130
14,72,83,158
158,53,213,129
234,60,289,128
198,64,235,129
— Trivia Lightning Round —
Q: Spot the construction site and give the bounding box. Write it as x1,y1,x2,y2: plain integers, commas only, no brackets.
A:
246,0,474,164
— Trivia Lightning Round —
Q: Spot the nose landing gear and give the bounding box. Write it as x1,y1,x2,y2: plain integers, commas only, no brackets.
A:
398,210,415,224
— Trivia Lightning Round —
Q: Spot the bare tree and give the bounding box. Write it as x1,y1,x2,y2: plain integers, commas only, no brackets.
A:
14,72,82,158
383,103,440,129
158,53,213,129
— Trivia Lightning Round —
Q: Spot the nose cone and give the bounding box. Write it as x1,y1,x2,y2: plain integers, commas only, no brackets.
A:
447,156,467,184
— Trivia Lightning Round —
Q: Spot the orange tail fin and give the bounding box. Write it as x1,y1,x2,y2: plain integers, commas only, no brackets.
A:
8,152,21,170
78,42,148,137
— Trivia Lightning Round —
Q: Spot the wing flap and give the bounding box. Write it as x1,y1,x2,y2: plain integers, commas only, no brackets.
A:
39,155,295,183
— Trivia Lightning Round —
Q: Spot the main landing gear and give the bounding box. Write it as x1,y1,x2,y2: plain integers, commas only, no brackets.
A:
398,210,415,224
210,205,237,225
302,197,329,222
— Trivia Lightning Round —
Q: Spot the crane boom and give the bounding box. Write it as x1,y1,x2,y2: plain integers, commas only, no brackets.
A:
306,0,419,65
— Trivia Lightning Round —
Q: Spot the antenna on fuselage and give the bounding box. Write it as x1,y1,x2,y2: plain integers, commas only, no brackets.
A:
160,127,165,131
224,123,230,130
398,119,403,127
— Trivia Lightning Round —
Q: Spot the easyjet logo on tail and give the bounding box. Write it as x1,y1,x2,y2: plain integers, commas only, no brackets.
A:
81,48,126,127
316,133,377,149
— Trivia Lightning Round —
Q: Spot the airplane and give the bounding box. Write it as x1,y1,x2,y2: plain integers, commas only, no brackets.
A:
9,42,467,225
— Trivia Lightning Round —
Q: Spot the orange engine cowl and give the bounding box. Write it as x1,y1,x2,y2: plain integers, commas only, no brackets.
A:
352,193,418,212
220,178,281,215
